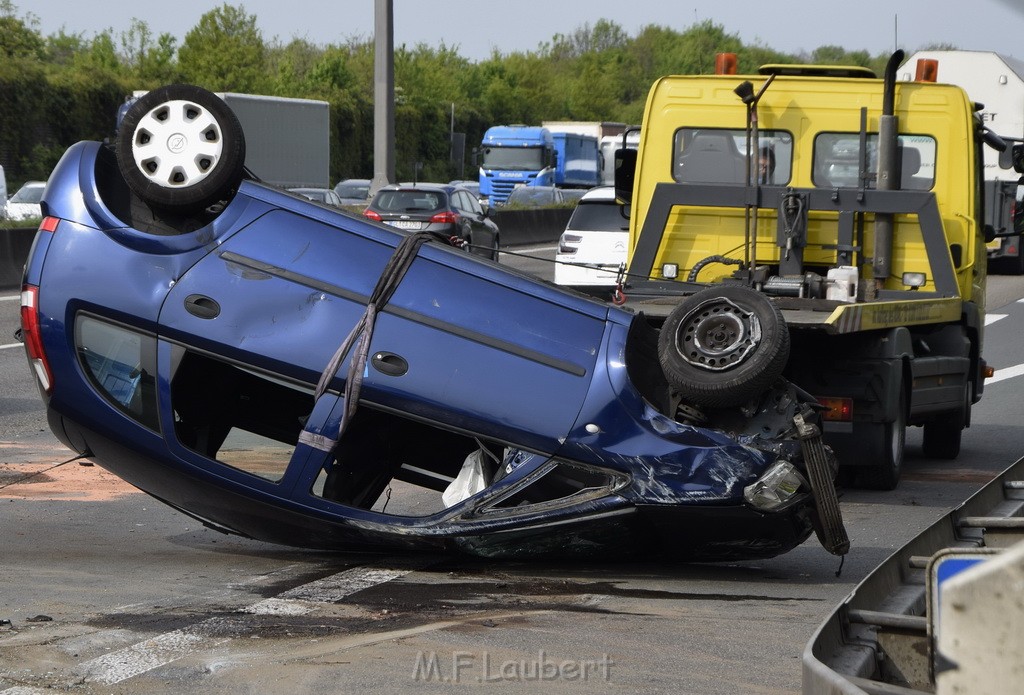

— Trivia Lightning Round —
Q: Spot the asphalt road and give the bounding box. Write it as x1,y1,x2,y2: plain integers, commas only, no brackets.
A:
3,269,1024,695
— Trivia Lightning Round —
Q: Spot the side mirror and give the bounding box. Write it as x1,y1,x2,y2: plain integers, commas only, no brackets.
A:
1012,144,1024,174
614,148,637,205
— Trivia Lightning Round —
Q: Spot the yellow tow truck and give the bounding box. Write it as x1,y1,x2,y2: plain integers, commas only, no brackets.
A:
614,52,1014,489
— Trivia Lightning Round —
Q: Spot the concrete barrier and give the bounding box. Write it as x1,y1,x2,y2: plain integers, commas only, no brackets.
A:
1,226,37,290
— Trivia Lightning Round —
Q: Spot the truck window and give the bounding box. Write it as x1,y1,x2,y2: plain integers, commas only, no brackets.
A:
812,133,936,190
480,146,546,170
673,128,793,185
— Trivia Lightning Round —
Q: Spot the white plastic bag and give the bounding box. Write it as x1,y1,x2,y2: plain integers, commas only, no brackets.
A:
442,449,489,507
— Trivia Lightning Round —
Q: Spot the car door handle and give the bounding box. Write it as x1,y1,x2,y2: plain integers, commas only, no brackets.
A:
371,351,408,377
184,294,221,319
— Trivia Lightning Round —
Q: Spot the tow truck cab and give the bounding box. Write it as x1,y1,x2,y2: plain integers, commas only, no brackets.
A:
615,53,1005,489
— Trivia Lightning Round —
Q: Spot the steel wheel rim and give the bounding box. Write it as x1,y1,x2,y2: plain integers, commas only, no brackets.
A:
674,297,761,371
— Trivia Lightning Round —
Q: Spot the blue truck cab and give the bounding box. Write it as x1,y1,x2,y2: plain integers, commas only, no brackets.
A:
477,125,600,205
477,126,555,205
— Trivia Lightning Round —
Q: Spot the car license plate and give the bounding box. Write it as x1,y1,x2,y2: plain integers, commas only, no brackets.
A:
386,220,422,230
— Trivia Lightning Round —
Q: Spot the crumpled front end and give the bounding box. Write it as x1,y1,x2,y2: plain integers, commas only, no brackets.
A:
548,314,846,561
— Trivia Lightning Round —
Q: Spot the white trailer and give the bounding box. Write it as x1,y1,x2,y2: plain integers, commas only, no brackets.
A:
900,50,1024,271
901,50,1024,181
542,121,637,186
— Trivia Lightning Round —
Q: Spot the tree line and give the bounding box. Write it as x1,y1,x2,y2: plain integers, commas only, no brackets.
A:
0,1,947,191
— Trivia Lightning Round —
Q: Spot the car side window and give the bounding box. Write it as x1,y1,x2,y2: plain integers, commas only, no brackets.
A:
456,190,474,214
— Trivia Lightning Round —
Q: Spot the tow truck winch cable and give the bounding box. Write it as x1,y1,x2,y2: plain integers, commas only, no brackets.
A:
305,231,438,452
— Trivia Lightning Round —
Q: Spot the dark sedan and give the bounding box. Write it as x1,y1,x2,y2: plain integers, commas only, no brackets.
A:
363,183,500,260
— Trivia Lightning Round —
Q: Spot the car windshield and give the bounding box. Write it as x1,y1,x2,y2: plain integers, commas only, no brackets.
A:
374,190,445,212
509,188,555,204
566,202,628,232
294,189,328,202
11,185,43,203
336,183,369,199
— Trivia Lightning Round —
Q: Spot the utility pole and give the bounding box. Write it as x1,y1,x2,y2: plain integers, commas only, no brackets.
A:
371,0,395,194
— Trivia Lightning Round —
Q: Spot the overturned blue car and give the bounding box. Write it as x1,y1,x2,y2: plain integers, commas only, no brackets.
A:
20,85,847,561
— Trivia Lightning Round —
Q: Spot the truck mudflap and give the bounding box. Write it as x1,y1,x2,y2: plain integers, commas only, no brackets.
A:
802,457,1024,694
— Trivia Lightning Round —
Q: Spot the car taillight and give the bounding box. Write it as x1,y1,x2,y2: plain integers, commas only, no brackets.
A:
818,397,853,422
21,284,53,395
363,209,382,221
430,211,458,224
559,233,582,254
39,216,60,233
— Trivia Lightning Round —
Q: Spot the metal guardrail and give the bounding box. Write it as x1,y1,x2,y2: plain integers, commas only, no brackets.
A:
802,456,1024,694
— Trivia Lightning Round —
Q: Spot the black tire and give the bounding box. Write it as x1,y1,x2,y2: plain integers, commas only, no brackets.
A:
116,84,246,214
467,229,500,261
858,387,906,491
657,286,790,408
921,382,969,459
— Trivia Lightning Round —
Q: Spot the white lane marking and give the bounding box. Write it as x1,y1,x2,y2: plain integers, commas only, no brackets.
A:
0,295,20,302
0,343,22,350
76,559,428,685
79,622,232,685
986,313,1007,326
244,564,423,615
987,363,1024,385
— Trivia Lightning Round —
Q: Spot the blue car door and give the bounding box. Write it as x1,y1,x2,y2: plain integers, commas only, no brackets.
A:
156,188,607,481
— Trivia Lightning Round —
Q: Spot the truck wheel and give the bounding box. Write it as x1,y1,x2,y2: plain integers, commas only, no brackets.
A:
116,84,246,214
921,382,969,459
858,387,906,491
658,286,790,408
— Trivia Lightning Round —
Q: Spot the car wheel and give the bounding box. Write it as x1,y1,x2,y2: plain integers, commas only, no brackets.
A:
921,382,969,459
858,387,906,491
657,285,790,408
489,233,500,262
116,84,246,214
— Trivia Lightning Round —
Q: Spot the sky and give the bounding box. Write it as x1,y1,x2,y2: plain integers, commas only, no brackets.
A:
16,0,1024,62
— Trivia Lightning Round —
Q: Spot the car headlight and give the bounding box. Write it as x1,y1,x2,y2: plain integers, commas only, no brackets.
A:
743,460,808,512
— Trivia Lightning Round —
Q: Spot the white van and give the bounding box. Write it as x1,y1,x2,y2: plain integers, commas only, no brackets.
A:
553,186,628,292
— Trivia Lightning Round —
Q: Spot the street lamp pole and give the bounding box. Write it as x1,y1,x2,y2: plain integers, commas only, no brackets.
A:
372,0,395,193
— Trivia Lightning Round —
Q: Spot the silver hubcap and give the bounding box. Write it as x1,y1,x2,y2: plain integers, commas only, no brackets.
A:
131,99,224,189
